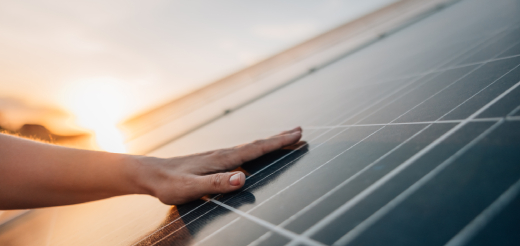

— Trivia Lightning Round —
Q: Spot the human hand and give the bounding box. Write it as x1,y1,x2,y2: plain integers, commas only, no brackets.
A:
133,127,302,205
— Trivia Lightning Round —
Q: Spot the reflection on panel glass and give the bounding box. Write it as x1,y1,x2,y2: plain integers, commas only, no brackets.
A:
136,144,308,245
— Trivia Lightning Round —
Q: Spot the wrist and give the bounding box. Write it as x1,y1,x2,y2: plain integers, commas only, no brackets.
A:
125,155,164,197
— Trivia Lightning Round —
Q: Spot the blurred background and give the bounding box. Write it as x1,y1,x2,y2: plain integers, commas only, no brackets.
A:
0,0,397,153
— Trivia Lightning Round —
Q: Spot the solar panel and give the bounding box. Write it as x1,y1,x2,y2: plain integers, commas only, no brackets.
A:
2,0,519,245
137,0,520,245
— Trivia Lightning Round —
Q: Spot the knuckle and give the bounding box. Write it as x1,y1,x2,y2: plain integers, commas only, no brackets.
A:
181,175,194,187
211,150,228,163
251,140,268,154
209,173,224,190
215,149,240,166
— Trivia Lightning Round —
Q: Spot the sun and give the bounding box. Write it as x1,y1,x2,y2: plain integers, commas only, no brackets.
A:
63,77,128,153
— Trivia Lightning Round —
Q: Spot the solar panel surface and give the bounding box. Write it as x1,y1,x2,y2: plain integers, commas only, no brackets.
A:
140,0,520,245
1,0,519,245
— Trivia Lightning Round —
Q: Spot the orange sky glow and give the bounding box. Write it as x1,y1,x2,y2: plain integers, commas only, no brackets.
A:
0,0,397,153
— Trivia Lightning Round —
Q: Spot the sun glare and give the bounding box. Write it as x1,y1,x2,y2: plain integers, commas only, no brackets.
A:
64,78,128,153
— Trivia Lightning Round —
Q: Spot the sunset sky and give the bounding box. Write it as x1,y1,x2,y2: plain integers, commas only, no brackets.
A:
0,0,396,151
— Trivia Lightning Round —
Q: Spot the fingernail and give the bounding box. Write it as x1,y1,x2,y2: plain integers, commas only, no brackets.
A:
229,173,241,186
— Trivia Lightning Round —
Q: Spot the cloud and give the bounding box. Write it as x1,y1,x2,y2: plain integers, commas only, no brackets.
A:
0,97,82,135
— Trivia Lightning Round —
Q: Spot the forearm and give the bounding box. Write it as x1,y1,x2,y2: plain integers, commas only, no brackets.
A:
0,127,302,209
0,134,147,209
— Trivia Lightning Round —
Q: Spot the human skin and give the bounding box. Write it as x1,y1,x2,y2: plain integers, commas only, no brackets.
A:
0,127,302,209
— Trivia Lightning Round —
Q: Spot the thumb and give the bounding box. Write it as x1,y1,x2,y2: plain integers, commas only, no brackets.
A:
195,172,246,195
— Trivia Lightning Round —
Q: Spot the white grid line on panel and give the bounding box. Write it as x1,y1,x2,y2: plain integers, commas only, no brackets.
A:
302,117,501,129
247,123,434,246
506,105,520,117
302,51,520,129
444,178,520,246
207,198,326,246
330,80,520,245
332,119,505,246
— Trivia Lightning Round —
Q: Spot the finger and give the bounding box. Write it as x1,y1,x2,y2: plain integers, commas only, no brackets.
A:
205,128,302,172
194,128,301,158
193,171,246,195
233,127,301,148
274,126,302,136
235,130,302,164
